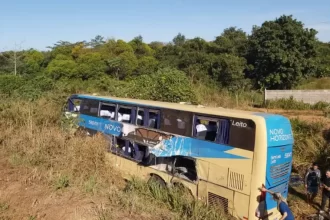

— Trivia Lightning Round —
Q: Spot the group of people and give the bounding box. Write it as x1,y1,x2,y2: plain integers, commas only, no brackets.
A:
305,162,330,214
257,161,330,220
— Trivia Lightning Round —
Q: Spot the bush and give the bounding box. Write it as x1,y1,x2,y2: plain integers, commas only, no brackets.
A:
0,75,25,96
128,67,197,103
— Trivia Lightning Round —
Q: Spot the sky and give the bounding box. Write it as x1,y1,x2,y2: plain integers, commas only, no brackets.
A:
0,0,330,51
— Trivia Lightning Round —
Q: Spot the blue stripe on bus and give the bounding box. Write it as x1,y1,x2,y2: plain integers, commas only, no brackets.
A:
150,137,246,159
78,114,247,159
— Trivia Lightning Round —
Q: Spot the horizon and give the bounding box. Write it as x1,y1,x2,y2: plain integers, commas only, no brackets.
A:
1,0,330,51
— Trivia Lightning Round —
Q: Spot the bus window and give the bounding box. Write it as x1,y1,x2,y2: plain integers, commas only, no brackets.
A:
148,110,159,129
137,109,144,126
67,98,81,113
99,103,116,120
161,109,192,136
194,117,218,141
80,99,99,117
194,117,230,144
137,108,160,129
174,156,197,182
117,106,135,124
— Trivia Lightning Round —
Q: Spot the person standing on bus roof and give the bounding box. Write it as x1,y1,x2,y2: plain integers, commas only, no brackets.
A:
305,162,321,206
259,186,294,220
320,169,330,215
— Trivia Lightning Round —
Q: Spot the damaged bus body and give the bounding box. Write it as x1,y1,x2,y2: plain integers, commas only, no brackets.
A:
65,94,294,220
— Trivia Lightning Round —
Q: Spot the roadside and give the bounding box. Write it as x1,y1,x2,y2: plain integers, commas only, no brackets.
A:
0,155,163,220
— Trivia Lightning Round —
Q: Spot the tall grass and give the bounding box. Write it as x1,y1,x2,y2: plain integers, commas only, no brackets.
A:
264,97,330,111
290,118,329,173
296,77,330,90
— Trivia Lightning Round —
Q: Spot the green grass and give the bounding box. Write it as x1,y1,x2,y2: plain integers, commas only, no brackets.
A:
0,202,9,212
54,174,70,190
296,77,330,89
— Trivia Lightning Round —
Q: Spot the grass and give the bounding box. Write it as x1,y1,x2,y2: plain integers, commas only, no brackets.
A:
0,202,9,212
296,77,330,90
290,118,329,174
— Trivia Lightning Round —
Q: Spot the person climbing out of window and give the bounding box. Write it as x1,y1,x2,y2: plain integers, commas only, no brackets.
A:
195,119,207,140
305,162,321,206
259,186,294,220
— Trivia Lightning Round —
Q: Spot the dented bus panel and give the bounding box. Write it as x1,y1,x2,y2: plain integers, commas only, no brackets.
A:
64,94,294,220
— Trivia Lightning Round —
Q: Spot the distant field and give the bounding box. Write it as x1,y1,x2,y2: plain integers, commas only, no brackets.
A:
296,77,330,90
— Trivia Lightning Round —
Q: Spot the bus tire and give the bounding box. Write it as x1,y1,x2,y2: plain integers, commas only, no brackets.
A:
148,174,166,188
173,182,194,200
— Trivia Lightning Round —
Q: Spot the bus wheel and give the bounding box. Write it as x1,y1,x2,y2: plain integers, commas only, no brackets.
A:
173,182,194,201
147,174,166,188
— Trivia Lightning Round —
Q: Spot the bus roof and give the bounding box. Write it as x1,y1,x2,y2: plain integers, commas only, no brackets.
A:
74,94,279,120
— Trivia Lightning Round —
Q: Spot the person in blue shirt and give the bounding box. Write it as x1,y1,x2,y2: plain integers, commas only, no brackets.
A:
260,186,295,220
305,162,321,206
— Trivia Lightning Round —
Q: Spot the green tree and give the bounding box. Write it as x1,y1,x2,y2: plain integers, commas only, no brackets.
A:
173,33,186,46
213,27,248,56
247,15,318,89
76,52,106,80
130,67,196,102
46,55,78,80
315,42,330,77
208,54,250,91
129,36,154,57
22,49,44,75
135,56,159,75
90,35,105,48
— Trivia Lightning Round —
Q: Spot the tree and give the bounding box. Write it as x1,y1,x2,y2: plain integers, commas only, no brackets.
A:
129,36,154,57
247,15,318,89
135,56,159,75
315,42,330,77
129,67,196,103
22,49,44,75
213,27,248,56
76,52,106,80
173,33,186,46
208,54,250,91
89,35,105,48
106,51,138,79
46,55,78,80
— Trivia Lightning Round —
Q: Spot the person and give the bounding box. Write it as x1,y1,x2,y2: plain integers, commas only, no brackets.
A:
305,162,321,206
196,119,207,139
259,186,294,220
320,169,330,215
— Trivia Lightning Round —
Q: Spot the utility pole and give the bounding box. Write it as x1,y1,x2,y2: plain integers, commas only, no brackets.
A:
12,41,24,76
14,47,17,76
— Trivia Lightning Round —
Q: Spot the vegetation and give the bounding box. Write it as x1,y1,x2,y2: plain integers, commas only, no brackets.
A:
1,15,330,104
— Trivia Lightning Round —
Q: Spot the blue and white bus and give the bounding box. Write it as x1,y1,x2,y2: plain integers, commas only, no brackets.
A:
65,94,294,220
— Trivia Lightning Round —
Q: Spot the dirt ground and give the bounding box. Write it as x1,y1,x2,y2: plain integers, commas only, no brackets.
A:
0,156,102,220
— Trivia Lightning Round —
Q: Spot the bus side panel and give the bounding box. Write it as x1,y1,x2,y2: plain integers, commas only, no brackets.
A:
78,114,123,136
233,192,250,219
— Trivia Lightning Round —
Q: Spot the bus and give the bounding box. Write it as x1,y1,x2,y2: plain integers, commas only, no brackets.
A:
65,94,294,220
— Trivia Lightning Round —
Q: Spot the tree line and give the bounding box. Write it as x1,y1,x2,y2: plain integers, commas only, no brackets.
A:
0,14,330,97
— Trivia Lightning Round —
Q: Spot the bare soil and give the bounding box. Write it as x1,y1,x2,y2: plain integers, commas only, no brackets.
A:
0,155,158,220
